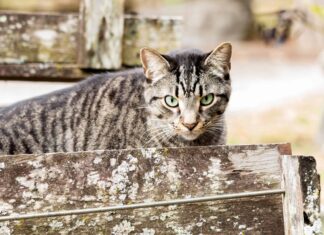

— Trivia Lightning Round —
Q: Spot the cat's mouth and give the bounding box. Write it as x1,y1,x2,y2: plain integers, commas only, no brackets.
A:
178,130,202,141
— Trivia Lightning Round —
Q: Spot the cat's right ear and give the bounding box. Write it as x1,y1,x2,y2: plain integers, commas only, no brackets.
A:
140,48,170,83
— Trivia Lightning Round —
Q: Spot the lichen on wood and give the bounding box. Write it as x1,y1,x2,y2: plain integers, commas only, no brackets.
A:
0,144,297,234
122,15,183,66
0,12,78,64
0,64,87,80
78,0,125,69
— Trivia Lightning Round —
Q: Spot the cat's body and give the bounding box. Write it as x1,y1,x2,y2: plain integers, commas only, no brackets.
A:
0,43,232,155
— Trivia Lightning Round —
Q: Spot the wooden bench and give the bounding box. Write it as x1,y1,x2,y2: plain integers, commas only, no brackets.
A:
0,144,320,234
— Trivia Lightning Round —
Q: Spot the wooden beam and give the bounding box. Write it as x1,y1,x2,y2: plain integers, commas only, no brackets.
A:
122,15,183,66
0,12,78,64
281,155,304,234
0,144,294,233
77,0,125,69
0,11,183,79
299,156,322,234
0,64,88,80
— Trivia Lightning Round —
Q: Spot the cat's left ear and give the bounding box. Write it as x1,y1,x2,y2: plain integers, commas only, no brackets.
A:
204,42,232,71
140,47,170,83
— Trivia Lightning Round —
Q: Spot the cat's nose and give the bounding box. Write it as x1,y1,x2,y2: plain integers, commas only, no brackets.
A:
182,122,198,131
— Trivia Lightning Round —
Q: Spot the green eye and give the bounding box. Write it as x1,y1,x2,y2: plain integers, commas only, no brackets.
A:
200,94,214,106
165,95,178,107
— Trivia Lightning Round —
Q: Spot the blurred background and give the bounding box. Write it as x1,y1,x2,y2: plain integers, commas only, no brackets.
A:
1,0,324,219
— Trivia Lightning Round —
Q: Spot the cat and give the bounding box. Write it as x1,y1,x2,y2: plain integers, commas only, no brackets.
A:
0,42,232,155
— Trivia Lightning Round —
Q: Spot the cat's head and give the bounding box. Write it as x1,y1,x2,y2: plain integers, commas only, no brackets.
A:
140,42,232,142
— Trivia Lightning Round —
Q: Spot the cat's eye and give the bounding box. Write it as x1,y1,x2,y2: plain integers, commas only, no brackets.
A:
165,95,179,107
200,94,214,106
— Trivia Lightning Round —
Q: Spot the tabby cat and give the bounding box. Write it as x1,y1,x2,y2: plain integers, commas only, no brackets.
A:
0,42,232,155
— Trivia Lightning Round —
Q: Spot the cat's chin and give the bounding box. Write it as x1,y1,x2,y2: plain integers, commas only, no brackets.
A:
179,132,201,141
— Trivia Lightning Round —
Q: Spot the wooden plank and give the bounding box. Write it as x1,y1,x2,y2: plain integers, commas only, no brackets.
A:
0,144,287,233
122,15,183,66
299,156,322,234
0,195,285,234
0,12,78,64
77,0,125,69
0,64,88,80
281,155,304,234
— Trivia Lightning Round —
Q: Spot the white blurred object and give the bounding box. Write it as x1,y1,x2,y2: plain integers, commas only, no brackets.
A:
0,81,72,107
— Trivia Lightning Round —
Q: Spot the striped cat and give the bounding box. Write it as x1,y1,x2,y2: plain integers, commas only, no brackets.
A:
0,42,232,155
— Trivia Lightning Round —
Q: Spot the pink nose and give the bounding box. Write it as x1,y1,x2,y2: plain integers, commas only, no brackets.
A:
182,122,198,131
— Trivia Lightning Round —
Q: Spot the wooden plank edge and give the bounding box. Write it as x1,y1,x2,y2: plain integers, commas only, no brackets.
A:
281,155,304,234
0,63,89,80
298,156,322,235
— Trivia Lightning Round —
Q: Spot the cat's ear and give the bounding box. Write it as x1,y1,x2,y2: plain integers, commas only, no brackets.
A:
204,42,232,71
140,47,171,83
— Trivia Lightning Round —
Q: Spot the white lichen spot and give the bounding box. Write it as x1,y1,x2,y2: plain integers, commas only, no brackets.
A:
15,23,22,29
0,16,7,23
128,182,139,200
304,218,322,235
74,220,85,228
166,222,193,235
47,167,62,179
33,201,43,210
238,224,246,229
0,222,11,235
58,18,77,33
87,171,100,185
109,158,138,201
29,167,47,181
49,220,64,230
22,33,30,41
150,215,159,221
140,148,163,160
81,195,97,201
112,220,135,235
160,210,178,221
207,158,222,192
97,180,111,190
8,199,15,204
37,183,48,194
16,176,35,190
0,202,13,215
34,30,57,48
110,158,117,167
140,228,155,235
0,162,5,171
93,157,102,164
166,159,181,192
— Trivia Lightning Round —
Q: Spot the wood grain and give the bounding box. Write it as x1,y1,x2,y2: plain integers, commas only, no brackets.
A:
77,0,125,69
0,63,88,80
0,144,289,234
299,156,321,234
122,15,183,66
0,12,78,64
281,155,304,234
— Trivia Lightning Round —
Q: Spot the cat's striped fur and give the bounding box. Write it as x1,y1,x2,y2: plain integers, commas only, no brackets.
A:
0,43,232,155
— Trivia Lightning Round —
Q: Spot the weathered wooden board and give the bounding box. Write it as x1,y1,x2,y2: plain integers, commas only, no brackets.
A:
281,155,304,234
77,0,125,69
0,12,78,64
122,15,183,66
0,144,294,234
0,195,285,234
0,64,87,80
0,12,183,79
299,156,322,234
